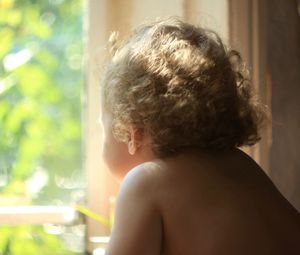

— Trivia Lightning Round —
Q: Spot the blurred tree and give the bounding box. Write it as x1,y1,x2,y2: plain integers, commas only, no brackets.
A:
0,0,84,253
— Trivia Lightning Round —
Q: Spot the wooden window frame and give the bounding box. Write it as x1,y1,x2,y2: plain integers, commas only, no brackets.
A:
0,206,79,225
229,0,271,172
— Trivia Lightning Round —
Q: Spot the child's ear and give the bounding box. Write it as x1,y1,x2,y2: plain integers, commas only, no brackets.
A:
127,127,143,155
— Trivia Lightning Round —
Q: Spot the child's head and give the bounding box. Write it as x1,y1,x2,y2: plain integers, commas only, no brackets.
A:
101,17,265,171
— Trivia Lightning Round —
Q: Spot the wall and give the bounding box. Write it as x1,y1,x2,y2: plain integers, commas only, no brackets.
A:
267,0,300,211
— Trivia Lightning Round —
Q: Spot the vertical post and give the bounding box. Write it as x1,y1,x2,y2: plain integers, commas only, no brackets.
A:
228,0,270,172
85,0,119,253
183,0,197,23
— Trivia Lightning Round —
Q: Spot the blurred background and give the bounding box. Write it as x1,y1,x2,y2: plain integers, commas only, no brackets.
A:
0,0,85,254
0,0,299,254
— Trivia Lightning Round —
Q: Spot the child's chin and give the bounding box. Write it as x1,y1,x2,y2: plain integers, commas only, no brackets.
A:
109,168,128,182
103,161,129,181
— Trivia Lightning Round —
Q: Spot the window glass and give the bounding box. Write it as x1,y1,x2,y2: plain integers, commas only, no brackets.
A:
0,0,84,205
0,0,84,253
0,225,85,255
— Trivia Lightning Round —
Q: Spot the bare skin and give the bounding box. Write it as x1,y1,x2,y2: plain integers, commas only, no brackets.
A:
104,148,300,255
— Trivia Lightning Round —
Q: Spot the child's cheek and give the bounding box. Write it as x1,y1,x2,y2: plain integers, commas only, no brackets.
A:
101,133,116,171
101,133,131,180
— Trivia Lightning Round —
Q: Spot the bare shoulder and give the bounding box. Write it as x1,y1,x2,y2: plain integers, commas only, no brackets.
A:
115,161,166,218
121,161,164,193
105,162,164,255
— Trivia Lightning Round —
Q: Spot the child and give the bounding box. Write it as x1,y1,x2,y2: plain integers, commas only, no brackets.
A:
100,17,300,255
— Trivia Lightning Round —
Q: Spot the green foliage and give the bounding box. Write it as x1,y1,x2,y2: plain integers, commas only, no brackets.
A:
0,225,81,255
0,0,84,253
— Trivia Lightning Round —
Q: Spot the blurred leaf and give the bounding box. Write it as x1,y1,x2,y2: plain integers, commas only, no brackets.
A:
16,64,50,97
0,75,17,95
35,49,59,71
0,0,14,9
0,27,13,59
0,9,22,26
23,7,52,39
4,180,27,195
62,119,80,140
0,101,9,120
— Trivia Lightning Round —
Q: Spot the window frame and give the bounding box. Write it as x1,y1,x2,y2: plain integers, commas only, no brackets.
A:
0,206,79,225
228,0,270,172
0,1,270,255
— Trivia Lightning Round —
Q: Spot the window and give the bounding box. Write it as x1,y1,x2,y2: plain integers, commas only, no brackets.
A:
0,0,84,253
1,0,269,254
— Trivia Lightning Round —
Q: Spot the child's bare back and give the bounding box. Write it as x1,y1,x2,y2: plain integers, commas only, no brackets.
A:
155,149,300,255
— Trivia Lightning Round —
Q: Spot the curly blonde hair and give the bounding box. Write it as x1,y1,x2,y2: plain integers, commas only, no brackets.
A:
101,17,266,157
